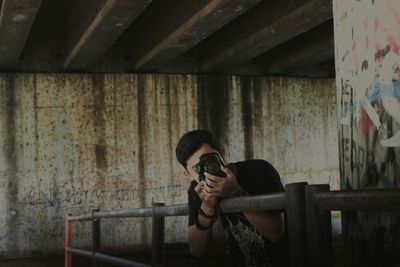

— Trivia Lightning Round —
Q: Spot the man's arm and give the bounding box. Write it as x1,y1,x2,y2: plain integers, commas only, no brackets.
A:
243,211,284,242
188,182,218,257
204,165,285,242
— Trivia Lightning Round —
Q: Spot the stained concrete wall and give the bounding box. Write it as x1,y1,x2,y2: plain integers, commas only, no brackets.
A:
0,74,338,259
334,0,400,265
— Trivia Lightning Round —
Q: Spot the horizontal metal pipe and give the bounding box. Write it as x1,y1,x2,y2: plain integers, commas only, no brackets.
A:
69,193,286,221
95,204,189,219
154,204,188,217
313,189,400,211
95,208,152,219
69,214,92,221
220,192,286,213
68,248,150,267
68,248,92,257
69,204,189,221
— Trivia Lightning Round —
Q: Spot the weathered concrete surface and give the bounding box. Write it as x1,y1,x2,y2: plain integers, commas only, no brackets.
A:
194,76,339,190
334,0,400,266
0,74,338,259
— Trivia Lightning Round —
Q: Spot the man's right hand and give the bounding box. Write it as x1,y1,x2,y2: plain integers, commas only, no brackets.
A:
188,180,217,257
194,181,218,215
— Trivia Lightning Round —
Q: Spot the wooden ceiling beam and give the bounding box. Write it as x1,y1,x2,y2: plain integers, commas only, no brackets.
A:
131,0,261,70
258,20,334,74
0,0,42,69
197,0,333,72
64,0,152,70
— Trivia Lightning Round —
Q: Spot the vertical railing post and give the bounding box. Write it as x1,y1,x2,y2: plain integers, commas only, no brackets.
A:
65,214,73,267
92,209,101,267
286,182,308,267
152,203,165,267
306,185,332,267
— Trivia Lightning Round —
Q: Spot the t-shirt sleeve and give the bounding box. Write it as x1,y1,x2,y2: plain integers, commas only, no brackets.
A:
187,180,201,226
242,160,284,216
246,160,285,196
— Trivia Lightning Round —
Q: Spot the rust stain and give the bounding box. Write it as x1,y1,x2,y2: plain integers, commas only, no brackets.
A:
241,76,255,159
4,75,18,252
92,74,107,173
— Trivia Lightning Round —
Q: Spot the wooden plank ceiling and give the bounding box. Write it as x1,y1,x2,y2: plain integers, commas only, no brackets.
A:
0,0,334,77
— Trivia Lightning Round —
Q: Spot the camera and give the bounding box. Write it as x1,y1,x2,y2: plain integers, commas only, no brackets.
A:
194,153,226,181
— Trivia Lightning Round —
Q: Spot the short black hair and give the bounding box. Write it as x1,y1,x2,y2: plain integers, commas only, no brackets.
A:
175,129,219,168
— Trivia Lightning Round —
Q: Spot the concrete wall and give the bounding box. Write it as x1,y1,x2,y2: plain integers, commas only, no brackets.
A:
334,0,400,265
0,74,338,259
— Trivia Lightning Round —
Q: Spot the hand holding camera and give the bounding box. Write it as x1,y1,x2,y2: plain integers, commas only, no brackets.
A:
194,153,227,181
194,180,218,216
194,153,242,199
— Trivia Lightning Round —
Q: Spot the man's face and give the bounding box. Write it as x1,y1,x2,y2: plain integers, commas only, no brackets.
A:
183,143,220,181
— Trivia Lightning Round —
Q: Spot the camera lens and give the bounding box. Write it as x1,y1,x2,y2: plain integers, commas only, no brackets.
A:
207,161,220,175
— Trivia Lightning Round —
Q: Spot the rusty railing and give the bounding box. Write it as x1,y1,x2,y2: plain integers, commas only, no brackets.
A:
65,182,400,267
65,182,308,267
305,185,400,267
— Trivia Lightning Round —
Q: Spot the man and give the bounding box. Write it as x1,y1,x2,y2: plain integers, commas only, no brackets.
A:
175,129,289,267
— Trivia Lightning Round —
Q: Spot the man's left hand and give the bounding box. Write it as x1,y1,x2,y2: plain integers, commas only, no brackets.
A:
203,165,241,197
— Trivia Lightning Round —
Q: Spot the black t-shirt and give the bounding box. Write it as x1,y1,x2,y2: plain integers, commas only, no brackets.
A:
187,159,289,267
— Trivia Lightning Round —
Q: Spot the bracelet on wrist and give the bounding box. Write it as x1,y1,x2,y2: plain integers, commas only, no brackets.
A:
195,207,217,230
198,207,215,219
195,217,216,230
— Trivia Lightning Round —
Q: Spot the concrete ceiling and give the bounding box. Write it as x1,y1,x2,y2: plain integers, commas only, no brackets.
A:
0,0,335,77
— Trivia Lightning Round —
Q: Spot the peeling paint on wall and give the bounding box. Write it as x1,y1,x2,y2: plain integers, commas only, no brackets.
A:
0,74,337,258
334,0,400,265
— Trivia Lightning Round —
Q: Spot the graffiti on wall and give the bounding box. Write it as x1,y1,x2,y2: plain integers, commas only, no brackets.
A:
336,0,400,189
334,0,400,265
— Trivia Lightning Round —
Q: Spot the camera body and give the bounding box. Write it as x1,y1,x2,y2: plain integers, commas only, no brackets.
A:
194,152,226,181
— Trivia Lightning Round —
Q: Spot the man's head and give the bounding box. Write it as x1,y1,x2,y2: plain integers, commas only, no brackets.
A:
175,129,223,180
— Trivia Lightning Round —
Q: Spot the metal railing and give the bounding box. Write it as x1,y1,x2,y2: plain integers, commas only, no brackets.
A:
65,203,189,267
64,183,400,267
65,182,308,267
305,185,400,267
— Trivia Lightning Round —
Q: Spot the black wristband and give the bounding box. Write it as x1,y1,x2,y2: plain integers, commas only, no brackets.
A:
195,208,217,230
198,207,215,219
